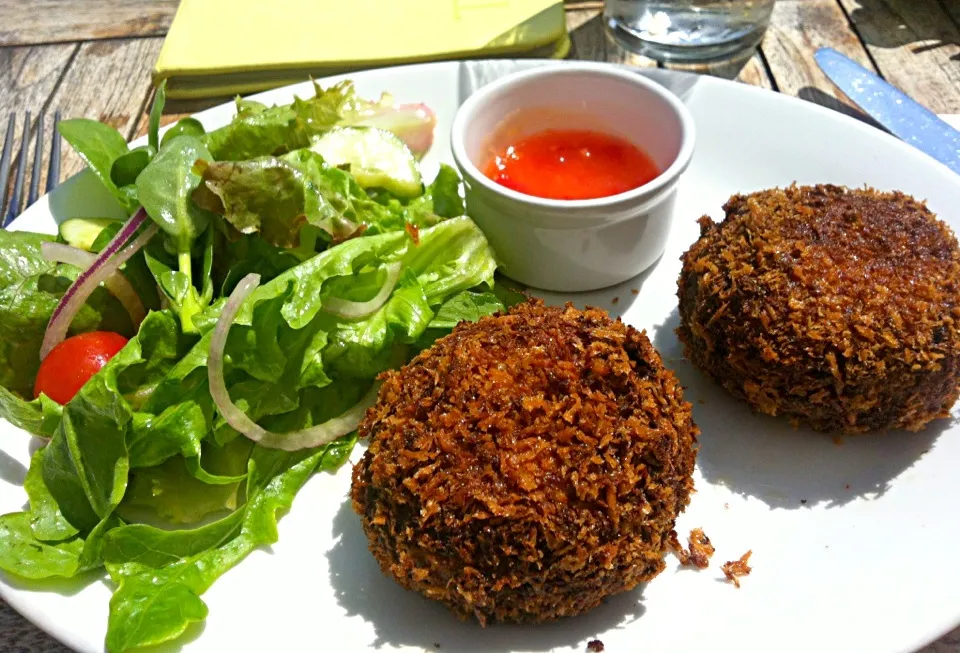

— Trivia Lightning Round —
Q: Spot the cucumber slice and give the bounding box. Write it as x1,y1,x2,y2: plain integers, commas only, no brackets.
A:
311,127,423,198
58,218,122,251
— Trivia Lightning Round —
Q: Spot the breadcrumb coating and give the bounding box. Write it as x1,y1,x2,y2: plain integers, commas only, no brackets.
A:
351,299,699,624
678,184,960,433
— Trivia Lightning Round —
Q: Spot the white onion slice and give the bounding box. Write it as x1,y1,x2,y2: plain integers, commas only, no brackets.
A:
208,273,379,451
40,212,159,360
322,262,401,319
41,242,147,329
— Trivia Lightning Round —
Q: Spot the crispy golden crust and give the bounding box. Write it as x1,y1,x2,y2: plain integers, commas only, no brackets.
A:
350,299,699,624
677,184,960,433
667,527,714,569
722,550,753,588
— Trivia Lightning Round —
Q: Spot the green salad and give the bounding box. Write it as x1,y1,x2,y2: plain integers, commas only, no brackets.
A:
0,80,517,651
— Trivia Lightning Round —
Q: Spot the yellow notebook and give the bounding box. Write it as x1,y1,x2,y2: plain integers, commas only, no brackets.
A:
155,0,570,99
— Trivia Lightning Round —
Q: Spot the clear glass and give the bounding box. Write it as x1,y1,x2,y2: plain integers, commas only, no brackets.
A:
604,0,775,63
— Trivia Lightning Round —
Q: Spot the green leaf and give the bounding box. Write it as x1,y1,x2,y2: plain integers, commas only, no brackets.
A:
427,290,505,330
0,386,61,437
193,157,313,248
103,442,340,652
410,163,464,219
0,230,132,403
161,118,205,149
199,224,215,305
58,119,136,213
215,234,301,299
103,509,244,569
202,80,357,161
0,512,86,579
25,447,79,541
110,146,154,188
136,135,214,252
127,401,208,468
120,454,242,525
89,220,124,252
193,151,369,246
144,245,189,307
254,215,496,332
40,311,177,531
323,275,432,379
148,80,166,152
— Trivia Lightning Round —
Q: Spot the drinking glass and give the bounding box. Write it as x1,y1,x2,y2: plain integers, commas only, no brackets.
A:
604,0,775,63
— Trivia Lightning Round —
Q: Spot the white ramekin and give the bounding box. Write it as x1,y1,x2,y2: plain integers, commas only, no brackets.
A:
451,63,696,292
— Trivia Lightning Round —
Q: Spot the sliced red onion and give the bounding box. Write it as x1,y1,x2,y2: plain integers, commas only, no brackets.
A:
208,273,379,451
351,104,436,158
41,242,147,329
40,211,158,360
321,262,401,319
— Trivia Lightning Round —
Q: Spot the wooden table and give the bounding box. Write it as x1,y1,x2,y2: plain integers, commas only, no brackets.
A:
0,0,959,650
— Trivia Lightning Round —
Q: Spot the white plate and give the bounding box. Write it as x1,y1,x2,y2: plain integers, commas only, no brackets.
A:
2,60,960,653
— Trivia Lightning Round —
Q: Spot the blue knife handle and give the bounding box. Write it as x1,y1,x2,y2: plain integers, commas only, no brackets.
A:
815,48,960,176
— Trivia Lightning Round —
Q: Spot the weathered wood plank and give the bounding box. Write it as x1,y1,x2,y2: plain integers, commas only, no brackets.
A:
759,0,877,117
737,51,775,90
0,43,77,211
564,0,603,10
838,0,960,114
0,0,178,47
41,38,163,188
938,0,960,30
567,8,607,62
658,48,775,88
0,43,77,117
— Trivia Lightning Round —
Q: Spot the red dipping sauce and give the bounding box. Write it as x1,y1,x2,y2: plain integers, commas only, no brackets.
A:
483,128,660,201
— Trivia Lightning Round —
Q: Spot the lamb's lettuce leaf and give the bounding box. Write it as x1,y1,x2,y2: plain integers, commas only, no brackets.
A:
57,119,137,213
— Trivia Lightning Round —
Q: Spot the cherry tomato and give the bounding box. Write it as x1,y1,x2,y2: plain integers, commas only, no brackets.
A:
34,331,129,405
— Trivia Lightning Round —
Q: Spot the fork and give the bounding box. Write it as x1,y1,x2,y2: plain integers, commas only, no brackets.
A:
0,110,62,229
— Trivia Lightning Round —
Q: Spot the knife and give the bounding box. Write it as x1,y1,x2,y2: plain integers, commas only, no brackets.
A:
815,47,960,176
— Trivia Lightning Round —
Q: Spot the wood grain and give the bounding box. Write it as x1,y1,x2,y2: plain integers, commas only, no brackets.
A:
0,43,77,211
838,0,960,114
738,52,775,90
41,37,163,187
0,0,178,47
760,0,879,119
938,0,960,30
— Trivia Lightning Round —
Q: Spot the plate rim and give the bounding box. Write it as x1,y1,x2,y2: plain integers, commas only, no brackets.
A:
2,57,960,653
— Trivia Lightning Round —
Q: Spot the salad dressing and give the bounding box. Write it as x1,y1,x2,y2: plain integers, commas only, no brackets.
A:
482,128,659,201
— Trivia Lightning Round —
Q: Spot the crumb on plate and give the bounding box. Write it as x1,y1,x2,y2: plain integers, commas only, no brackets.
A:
668,528,714,569
722,550,753,588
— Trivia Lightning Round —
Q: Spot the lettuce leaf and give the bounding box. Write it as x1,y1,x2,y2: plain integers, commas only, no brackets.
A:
0,229,133,432
0,72,505,653
102,438,353,652
57,119,138,214
192,149,445,247
202,80,356,161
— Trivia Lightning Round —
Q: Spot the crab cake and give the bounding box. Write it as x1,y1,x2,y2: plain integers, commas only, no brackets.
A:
678,184,960,433
350,299,698,624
